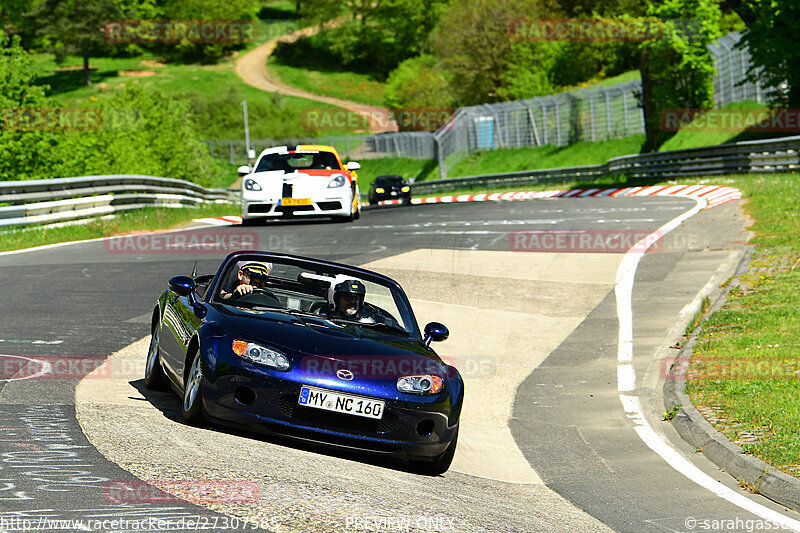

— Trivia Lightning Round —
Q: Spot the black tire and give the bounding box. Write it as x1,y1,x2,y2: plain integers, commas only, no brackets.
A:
144,323,167,390
181,349,206,424
410,427,458,476
240,217,260,226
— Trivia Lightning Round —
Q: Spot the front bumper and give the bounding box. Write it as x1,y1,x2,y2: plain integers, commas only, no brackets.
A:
242,198,351,219
202,370,458,460
370,190,411,203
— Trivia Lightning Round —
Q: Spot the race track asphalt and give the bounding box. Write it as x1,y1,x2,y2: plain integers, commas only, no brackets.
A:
1,196,795,533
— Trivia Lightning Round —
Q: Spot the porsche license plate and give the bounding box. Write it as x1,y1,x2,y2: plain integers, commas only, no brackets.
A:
281,198,311,206
298,386,384,419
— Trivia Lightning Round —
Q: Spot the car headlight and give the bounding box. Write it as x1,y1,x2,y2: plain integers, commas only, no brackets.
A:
244,179,262,191
401,186,410,192
232,340,290,371
327,175,346,188
397,374,443,394
375,187,385,193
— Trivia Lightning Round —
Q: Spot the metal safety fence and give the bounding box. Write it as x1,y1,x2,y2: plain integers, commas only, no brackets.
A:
433,31,765,177
205,131,436,165
0,175,237,228
411,134,800,196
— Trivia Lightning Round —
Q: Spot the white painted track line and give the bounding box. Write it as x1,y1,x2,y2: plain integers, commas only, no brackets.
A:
614,197,800,531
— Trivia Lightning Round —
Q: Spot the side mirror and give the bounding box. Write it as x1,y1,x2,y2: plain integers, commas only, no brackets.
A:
346,161,361,171
169,276,196,297
237,165,252,176
423,322,449,347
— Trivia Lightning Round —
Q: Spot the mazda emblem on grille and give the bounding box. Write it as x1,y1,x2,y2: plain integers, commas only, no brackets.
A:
336,369,354,381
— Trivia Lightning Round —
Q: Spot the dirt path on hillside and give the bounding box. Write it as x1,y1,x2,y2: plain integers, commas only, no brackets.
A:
235,21,398,134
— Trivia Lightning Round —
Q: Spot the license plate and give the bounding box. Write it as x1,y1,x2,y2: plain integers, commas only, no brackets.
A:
281,198,311,206
298,386,384,419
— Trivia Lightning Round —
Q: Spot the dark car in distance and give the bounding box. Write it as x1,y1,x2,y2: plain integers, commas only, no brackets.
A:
368,175,411,205
144,251,462,475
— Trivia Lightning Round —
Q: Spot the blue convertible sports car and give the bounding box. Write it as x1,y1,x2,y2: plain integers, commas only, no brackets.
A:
145,251,463,474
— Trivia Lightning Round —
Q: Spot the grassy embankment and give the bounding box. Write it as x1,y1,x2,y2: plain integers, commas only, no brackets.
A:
685,175,800,477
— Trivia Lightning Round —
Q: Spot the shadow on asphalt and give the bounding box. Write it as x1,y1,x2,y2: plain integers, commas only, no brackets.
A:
129,378,438,476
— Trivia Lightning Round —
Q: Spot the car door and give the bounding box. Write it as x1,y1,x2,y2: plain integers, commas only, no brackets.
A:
159,292,202,385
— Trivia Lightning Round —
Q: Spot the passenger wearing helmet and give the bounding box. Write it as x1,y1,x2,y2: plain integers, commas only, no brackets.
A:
221,261,272,299
328,279,373,322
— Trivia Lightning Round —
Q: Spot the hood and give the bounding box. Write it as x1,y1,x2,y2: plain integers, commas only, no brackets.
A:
211,304,443,376
252,169,345,180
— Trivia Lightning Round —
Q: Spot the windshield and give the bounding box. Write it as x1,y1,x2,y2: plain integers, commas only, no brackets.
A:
212,254,419,337
255,151,341,173
377,176,404,185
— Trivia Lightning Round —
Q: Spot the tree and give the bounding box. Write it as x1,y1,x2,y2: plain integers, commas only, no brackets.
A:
432,0,561,105
0,32,60,180
383,54,454,130
28,0,121,86
296,0,447,76
735,0,800,108
638,0,722,151
0,0,33,38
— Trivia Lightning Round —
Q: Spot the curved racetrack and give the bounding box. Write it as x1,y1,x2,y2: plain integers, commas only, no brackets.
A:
1,196,796,533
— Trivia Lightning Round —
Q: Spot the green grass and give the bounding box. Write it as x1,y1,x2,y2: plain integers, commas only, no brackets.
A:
444,135,646,178
268,61,386,107
32,53,355,138
684,174,800,475
28,8,364,140
352,157,439,190
0,203,238,253
659,101,774,151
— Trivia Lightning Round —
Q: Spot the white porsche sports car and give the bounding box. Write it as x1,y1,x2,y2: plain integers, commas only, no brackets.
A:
238,145,361,224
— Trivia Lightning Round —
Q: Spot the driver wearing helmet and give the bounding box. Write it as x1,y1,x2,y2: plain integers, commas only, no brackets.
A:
328,279,374,322
221,261,272,299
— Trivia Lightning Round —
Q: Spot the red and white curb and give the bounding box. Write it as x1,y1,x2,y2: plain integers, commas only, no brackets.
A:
192,185,742,226
194,215,243,226
411,185,742,209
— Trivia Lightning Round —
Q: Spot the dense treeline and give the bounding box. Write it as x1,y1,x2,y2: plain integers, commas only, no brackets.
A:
284,0,798,150
0,0,797,180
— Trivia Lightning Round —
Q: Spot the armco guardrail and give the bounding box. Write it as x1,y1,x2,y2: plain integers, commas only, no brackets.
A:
411,135,800,195
0,175,238,228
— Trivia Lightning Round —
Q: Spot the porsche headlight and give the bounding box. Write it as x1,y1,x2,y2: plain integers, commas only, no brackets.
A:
327,175,346,188
397,374,443,394
232,340,290,371
244,179,262,191
401,186,410,192
375,187,385,193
